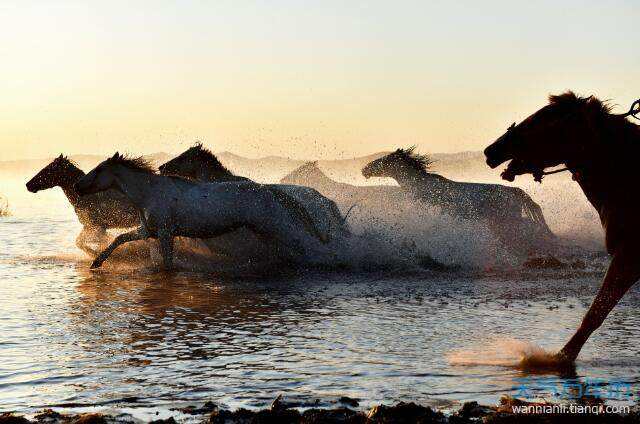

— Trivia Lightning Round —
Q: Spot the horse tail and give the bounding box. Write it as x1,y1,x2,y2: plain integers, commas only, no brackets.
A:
264,187,330,244
515,188,554,237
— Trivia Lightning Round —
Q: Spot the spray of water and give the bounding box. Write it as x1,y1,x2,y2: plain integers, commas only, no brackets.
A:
2,155,607,275
341,195,512,270
447,338,559,370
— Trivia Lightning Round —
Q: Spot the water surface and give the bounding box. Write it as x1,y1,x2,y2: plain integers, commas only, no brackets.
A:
1,180,639,417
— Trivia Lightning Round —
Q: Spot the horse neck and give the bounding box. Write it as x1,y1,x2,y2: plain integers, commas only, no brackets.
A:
112,168,155,208
58,166,85,206
569,119,639,217
197,161,235,182
286,168,329,186
386,164,445,190
312,169,336,185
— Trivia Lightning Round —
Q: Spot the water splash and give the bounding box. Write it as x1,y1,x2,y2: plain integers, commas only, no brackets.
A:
0,194,10,216
447,338,557,369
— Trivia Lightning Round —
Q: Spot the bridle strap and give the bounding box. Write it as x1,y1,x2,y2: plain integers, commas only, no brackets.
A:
542,167,570,176
613,98,640,120
532,166,571,182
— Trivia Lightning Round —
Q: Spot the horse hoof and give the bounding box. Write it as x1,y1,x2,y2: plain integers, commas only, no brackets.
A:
553,350,576,365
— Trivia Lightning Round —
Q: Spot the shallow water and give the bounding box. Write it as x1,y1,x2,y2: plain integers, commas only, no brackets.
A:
1,179,639,417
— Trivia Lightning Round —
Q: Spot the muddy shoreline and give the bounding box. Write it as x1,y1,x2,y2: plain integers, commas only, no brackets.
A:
2,396,639,424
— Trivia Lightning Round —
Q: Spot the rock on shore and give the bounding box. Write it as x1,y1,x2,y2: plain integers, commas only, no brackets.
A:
1,396,638,424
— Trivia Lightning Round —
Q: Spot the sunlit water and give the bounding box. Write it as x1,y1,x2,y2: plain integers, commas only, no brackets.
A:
1,178,640,418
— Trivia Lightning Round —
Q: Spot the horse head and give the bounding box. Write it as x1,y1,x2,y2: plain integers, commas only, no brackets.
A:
484,91,619,182
26,154,80,193
159,145,200,178
362,147,433,179
160,143,233,181
75,152,154,196
280,161,322,185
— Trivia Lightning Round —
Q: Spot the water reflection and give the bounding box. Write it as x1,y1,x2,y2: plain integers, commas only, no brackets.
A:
70,270,328,363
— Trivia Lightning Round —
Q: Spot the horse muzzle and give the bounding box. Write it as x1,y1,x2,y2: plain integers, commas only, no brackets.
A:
485,156,507,169
483,140,512,169
25,182,39,193
361,167,374,179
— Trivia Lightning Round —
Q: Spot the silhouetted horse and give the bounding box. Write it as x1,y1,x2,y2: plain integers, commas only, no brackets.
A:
159,143,350,240
280,161,404,208
484,91,640,363
362,147,555,255
159,143,250,183
26,155,138,254
76,153,331,270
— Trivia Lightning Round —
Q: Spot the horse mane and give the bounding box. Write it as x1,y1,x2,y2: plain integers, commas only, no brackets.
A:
548,91,640,161
282,161,335,185
548,91,612,115
395,146,435,174
283,161,316,177
297,161,319,172
549,91,640,130
55,155,80,168
105,153,156,174
189,142,235,176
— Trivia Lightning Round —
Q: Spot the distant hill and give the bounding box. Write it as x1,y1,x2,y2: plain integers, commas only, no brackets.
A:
0,152,171,178
1,148,601,247
215,151,390,183
0,149,493,185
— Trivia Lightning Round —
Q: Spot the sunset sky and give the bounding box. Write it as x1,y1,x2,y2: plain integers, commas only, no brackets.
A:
1,0,638,160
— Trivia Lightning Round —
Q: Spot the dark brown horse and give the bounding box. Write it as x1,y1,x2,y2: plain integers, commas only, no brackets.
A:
26,155,139,254
484,91,640,364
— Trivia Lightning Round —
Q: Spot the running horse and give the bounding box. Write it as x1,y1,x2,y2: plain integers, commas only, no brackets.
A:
159,143,351,240
362,147,555,255
26,155,138,254
75,153,331,270
484,91,640,364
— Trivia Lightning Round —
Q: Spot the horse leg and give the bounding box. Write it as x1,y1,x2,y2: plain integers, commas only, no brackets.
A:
557,246,640,363
91,227,147,269
157,229,174,270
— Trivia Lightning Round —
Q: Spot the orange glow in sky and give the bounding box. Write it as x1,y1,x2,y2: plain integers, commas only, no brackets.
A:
1,1,638,160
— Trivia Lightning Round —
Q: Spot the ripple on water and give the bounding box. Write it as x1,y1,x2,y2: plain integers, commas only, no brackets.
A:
0,195,637,415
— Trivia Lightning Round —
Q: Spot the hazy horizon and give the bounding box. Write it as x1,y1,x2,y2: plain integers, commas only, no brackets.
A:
0,145,487,163
2,1,638,161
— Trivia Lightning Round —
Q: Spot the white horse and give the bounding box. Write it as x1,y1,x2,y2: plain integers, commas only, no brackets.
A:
158,143,352,241
74,153,330,270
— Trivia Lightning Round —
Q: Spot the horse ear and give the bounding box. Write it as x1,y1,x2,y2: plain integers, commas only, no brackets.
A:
58,154,64,159
112,152,120,159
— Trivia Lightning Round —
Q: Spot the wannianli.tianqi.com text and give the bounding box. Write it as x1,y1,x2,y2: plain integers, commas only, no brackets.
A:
511,404,631,415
